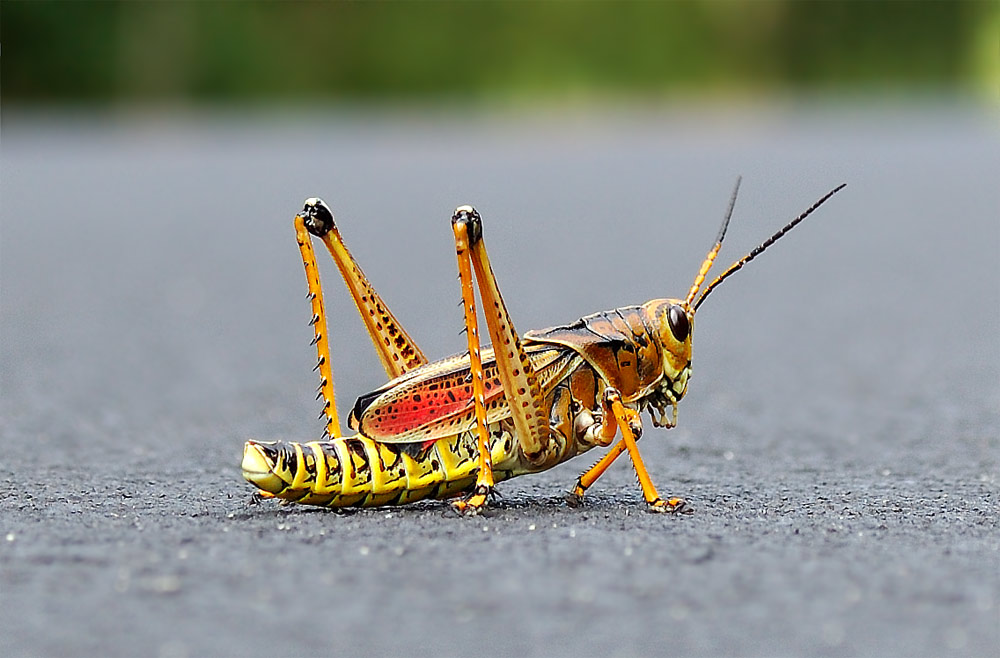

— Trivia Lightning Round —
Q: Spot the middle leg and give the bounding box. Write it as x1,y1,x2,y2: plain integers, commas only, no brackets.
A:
449,206,497,515
456,206,557,467
447,205,565,513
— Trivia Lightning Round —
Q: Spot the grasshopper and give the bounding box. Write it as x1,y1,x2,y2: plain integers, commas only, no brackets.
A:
242,179,845,515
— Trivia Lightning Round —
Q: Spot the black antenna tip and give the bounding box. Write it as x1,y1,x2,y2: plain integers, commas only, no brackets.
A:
716,176,742,246
693,182,847,311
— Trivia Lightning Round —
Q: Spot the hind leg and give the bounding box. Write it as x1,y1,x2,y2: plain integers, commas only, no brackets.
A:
294,199,430,437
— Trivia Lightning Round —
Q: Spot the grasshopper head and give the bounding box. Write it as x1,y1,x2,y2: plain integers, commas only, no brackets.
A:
242,440,292,495
644,299,694,402
646,179,846,405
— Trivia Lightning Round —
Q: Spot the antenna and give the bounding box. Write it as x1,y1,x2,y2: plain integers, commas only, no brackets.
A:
684,176,742,307
694,183,847,311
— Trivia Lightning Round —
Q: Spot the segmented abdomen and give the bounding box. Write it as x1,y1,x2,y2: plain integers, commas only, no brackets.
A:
254,427,520,507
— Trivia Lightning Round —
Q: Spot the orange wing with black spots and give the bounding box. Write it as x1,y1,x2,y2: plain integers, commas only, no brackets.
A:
348,344,582,444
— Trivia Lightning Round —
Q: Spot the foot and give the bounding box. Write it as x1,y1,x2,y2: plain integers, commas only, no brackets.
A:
451,483,494,516
565,481,587,507
647,497,692,514
249,491,275,504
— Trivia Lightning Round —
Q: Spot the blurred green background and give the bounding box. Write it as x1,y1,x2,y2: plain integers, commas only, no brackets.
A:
4,0,996,105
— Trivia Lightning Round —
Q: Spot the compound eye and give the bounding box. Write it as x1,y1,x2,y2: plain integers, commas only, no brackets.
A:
667,304,690,342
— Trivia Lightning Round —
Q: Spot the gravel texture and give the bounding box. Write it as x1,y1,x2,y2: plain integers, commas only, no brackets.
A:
2,106,997,657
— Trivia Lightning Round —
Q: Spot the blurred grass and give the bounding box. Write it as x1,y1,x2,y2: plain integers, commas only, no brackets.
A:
2,1,996,105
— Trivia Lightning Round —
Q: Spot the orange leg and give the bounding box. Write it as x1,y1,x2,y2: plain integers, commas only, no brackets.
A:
298,199,427,379
462,211,554,466
450,207,496,515
566,438,628,506
295,214,342,438
447,205,561,513
567,387,625,503
570,389,691,514
294,198,430,438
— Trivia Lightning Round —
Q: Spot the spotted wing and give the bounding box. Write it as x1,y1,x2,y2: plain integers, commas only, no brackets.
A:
349,343,582,444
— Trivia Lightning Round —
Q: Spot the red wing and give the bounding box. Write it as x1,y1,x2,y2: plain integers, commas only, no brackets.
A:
351,344,581,444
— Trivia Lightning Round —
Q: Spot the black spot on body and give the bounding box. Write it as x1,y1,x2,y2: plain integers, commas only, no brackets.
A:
346,439,371,475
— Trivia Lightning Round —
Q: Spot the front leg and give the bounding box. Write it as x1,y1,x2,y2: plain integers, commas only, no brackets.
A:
567,387,626,505
568,388,691,514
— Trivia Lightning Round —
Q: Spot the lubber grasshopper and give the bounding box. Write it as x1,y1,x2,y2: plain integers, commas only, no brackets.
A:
242,179,845,515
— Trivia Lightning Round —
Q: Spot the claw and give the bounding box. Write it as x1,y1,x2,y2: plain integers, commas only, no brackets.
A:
565,481,587,507
451,484,494,516
249,491,274,505
647,497,693,514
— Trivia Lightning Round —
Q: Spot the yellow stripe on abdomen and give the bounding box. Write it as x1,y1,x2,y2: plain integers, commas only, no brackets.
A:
247,425,526,508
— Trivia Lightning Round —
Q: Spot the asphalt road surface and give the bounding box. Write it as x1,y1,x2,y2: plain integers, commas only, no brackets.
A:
2,105,997,657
